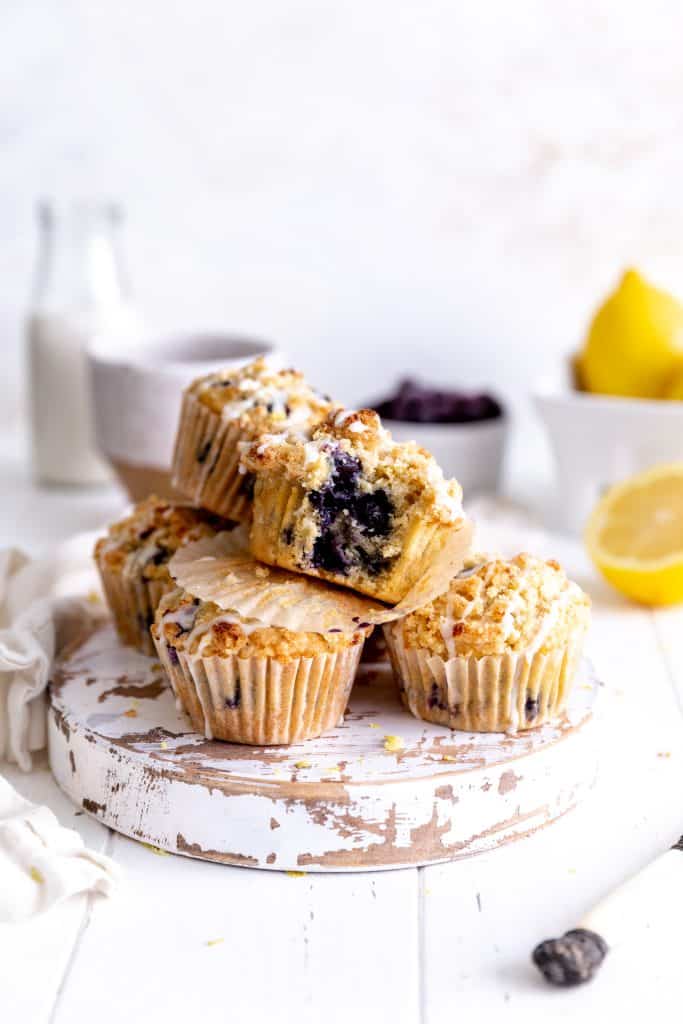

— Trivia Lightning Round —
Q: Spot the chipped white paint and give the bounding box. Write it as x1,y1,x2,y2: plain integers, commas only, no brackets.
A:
48,621,599,871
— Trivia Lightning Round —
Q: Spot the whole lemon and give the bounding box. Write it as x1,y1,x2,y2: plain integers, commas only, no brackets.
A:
576,268,683,398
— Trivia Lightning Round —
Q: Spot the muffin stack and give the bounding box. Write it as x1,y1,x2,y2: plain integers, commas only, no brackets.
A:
94,358,590,745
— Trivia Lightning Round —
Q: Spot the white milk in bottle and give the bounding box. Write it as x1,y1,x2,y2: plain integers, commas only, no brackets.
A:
27,200,140,485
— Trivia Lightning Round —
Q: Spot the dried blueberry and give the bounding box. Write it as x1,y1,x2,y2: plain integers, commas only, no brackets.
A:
532,928,608,986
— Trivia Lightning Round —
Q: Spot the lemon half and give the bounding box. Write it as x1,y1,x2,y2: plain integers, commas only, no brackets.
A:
585,464,683,606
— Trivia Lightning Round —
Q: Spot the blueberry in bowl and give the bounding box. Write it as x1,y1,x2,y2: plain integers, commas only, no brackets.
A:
373,379,503,425
370,379,507,496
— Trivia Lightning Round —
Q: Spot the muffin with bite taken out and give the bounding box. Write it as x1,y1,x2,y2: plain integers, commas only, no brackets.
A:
240,408,470,604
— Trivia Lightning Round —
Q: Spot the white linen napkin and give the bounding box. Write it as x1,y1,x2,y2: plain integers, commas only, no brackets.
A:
0,531,119,921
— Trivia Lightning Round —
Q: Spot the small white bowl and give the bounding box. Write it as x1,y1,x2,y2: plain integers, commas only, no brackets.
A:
382,417,507,496
88,332,281,501
534,375,683,534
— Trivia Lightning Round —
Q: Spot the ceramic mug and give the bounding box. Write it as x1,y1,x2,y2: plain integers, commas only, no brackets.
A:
88,332,281,501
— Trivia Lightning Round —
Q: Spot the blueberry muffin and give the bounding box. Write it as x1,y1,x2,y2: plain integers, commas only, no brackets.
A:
152,587,370,744
383,554,590,732
240,409,468,604
94,497,232,655
171,358,335,521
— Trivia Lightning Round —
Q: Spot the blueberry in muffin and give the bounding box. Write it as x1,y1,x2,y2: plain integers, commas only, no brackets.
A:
240,408,469,603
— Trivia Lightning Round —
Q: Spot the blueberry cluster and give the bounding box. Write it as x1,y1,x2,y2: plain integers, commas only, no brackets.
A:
373,379,503,424
303,448,394,577
532,928,608,986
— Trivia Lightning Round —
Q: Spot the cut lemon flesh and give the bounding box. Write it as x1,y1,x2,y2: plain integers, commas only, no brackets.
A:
585,464,683,605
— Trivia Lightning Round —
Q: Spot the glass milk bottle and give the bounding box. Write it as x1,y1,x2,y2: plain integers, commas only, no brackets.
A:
27,200,138,485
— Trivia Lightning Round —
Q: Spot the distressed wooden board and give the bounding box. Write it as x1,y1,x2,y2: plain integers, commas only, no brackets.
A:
48,621,599,872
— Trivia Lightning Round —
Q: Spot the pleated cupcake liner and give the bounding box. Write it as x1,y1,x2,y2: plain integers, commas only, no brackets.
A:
383,621,585,733
152,632,363,745
250,474,470,604
96,562,171,656
171,392,253,522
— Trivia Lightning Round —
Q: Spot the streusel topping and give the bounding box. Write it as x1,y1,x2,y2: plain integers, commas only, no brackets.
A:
241,408,463,524
188,357,335,435
399,553,590,658
95,497,231,582
154,587,370,661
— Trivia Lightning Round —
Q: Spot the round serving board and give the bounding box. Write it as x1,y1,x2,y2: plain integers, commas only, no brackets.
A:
48,621,599,872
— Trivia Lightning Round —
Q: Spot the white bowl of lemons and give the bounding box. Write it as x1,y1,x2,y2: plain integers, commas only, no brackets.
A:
535,268,683,535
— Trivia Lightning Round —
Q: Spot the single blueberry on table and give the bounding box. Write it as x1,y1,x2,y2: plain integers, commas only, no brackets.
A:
532,928,608,986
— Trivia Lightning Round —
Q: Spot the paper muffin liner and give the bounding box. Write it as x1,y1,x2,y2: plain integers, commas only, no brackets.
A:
169,519,474,634
383,620,585,733
153,630,364,745
171,392,253,522
247,474,473,605
96,562,172,656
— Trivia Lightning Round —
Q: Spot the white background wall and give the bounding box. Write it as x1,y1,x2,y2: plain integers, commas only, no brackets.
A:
3,1,683,440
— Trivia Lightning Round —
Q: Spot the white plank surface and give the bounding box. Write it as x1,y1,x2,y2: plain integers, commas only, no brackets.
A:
52,834,420,1024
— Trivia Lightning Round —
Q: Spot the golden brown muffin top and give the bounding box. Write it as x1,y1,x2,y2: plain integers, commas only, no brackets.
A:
398,553,590,658
94,497,231,582
241,408,463,526
154,587,370,661
187,357,335,437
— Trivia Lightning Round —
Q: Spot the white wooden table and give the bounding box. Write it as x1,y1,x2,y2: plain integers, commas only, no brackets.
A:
1,433,682,1023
